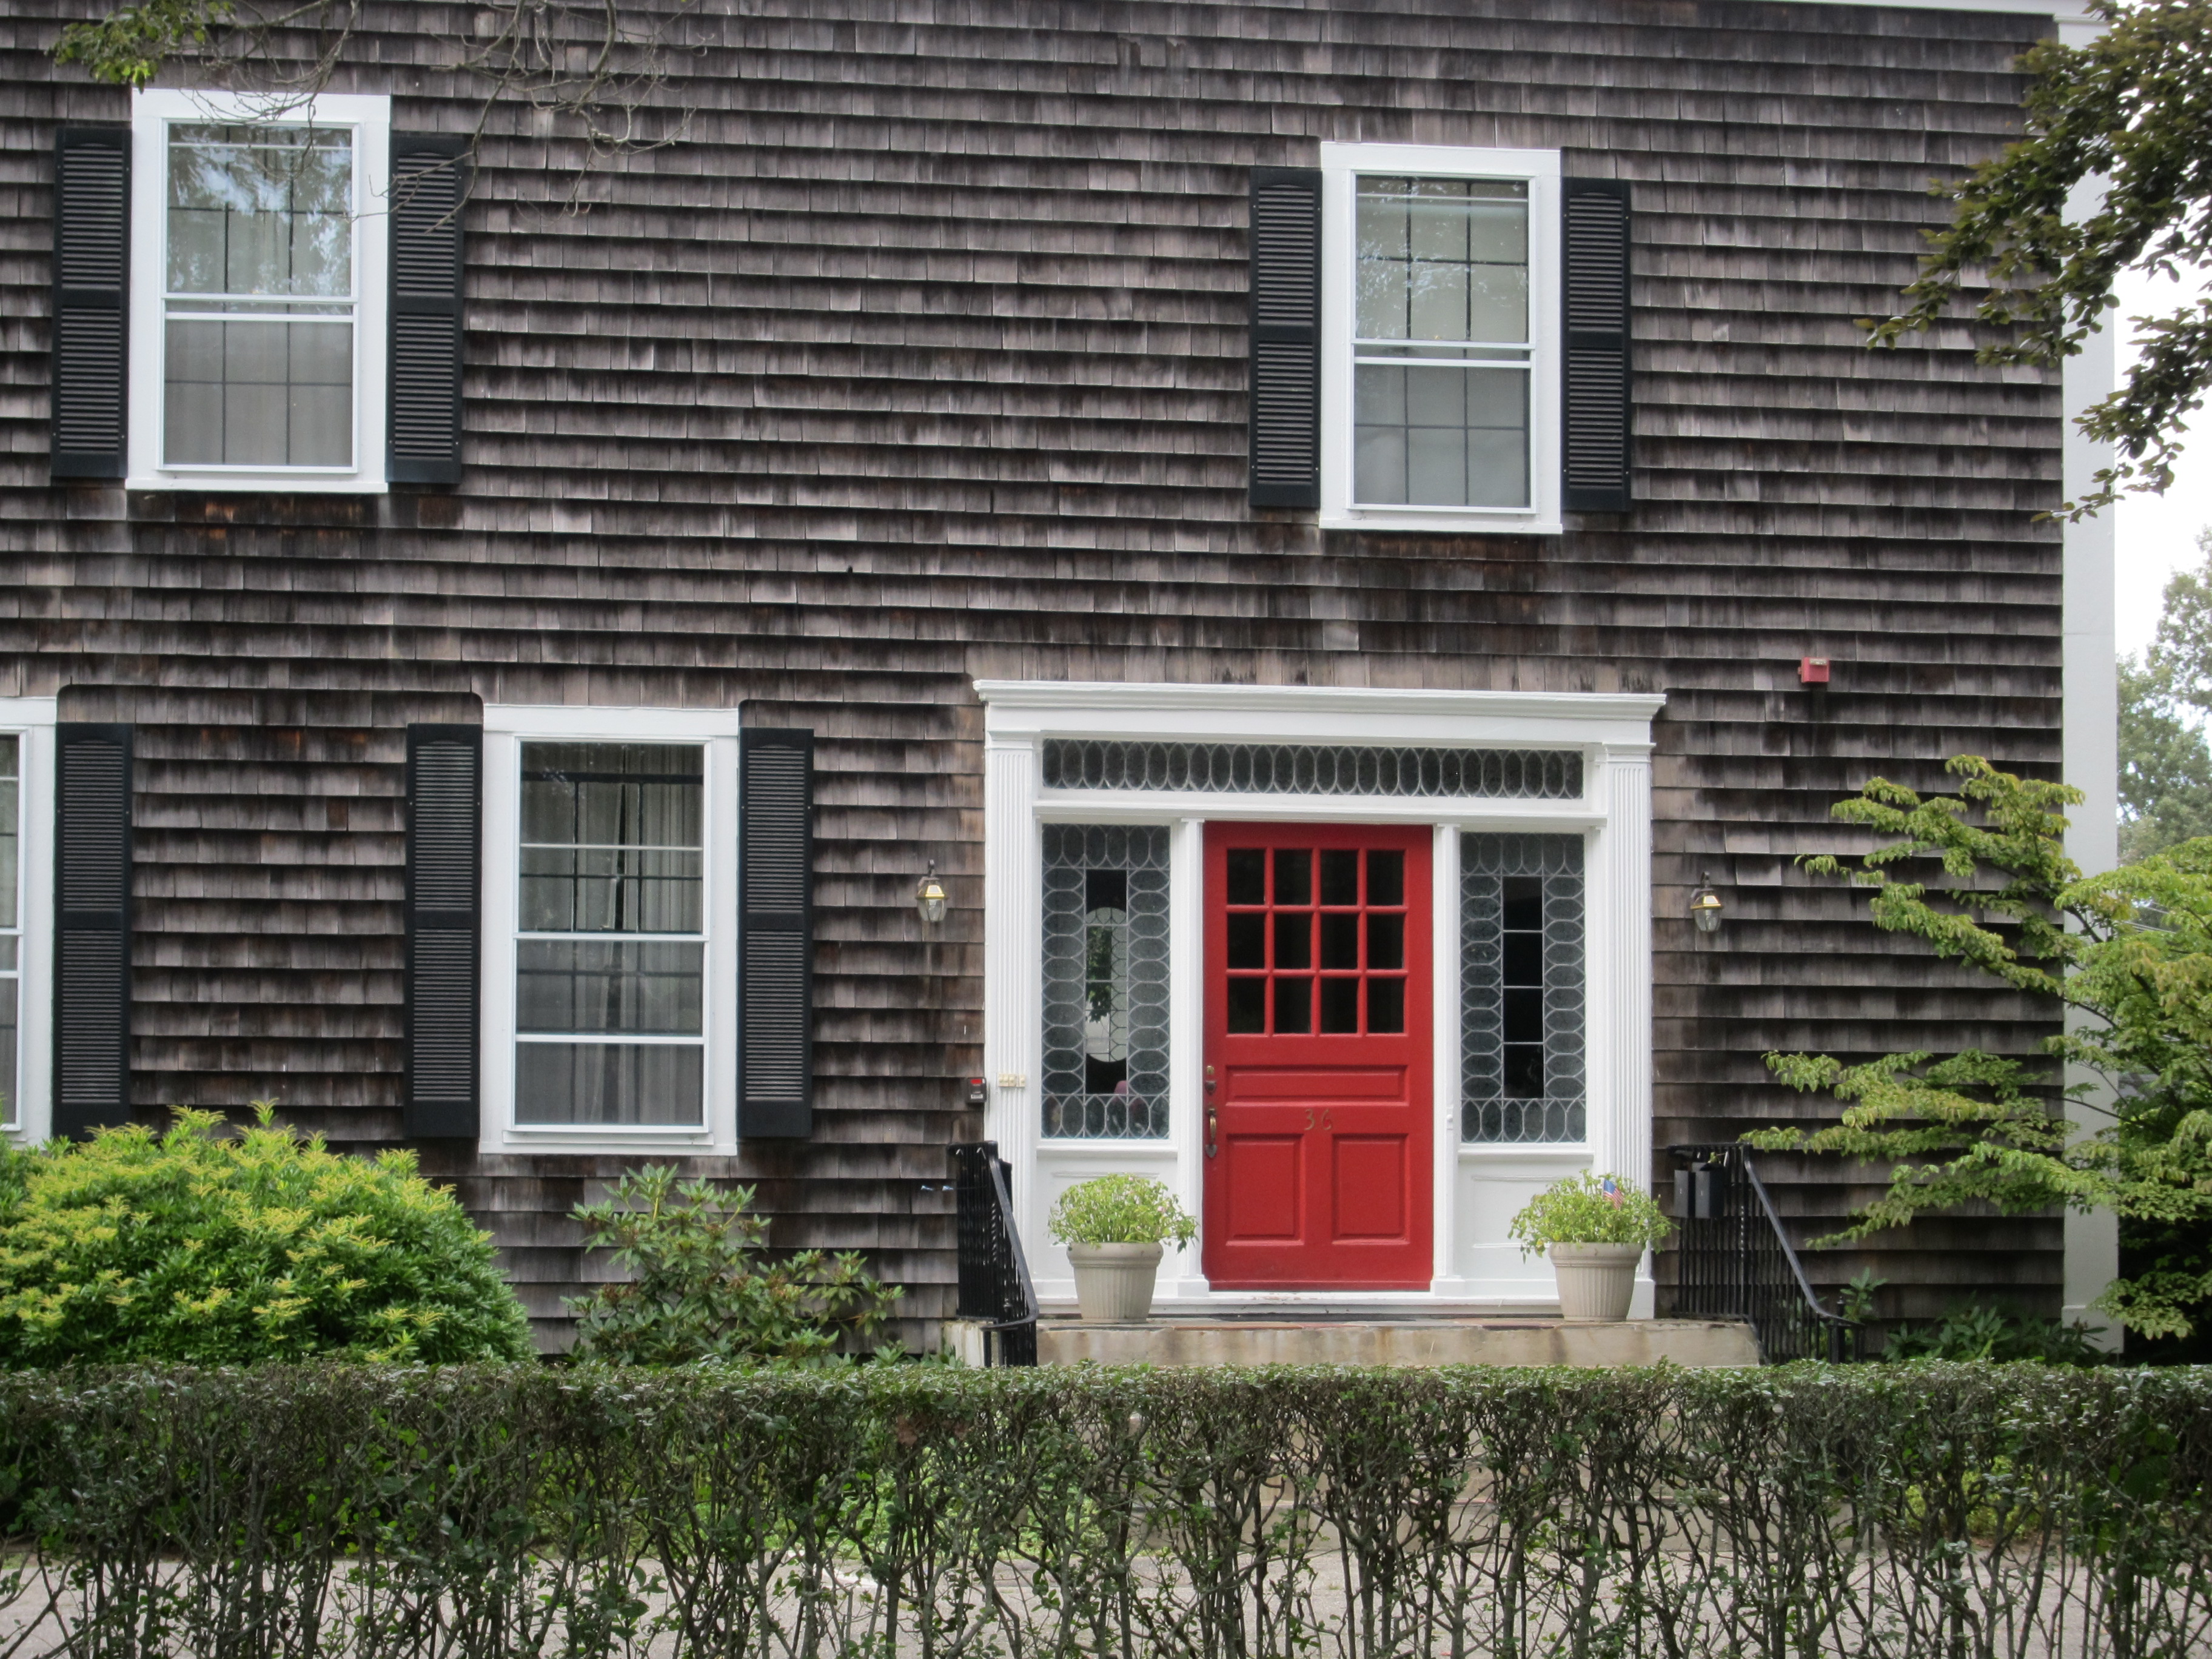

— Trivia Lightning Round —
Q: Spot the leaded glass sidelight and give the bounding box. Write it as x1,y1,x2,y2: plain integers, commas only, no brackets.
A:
1042,825,1170,1139
1462,833,1586,1143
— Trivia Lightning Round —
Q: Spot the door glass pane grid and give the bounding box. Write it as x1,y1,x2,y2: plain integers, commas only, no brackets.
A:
515,741,706,1127
1042,825,1170,1139
1043,740,1581,801
1226,845,1409,1037
0,738,17,1128
1461,833,1585,1143
1353,174,1531,509
163,122,356,468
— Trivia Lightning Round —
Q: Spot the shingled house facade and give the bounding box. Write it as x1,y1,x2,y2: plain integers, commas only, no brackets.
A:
1,0,2117,1347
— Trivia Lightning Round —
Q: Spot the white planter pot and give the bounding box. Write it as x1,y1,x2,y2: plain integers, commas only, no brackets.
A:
1067,1242,1165,1322
1549,1242,1643,1321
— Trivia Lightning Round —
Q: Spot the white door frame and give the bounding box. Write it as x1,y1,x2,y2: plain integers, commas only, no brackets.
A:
977,682,1663,1312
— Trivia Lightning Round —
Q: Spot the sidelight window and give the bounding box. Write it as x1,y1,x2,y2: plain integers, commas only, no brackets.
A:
1461,833,1586,1143
1042,825,1170,1139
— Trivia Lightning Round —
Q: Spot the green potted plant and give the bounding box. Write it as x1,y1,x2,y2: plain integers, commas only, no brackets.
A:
1508,1171,1671,1321
1048,1174,1198,1322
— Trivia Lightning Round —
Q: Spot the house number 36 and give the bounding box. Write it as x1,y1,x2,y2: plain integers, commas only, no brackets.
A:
1303,1108,1336,1131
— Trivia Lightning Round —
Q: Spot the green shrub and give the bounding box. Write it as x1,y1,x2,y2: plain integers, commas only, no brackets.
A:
566,1164,900,1364
1047,1173,1198,1247
1507,1171,1671,1252
0,1107,532,1366
1883,1304,2109,1365
0,1363,2206,1659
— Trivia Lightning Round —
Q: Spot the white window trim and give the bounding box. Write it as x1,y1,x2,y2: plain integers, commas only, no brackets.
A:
0,702,58,1144
478,705,743,1156
127,89,391,494
977,680,1659,1312
1318,142,1563,536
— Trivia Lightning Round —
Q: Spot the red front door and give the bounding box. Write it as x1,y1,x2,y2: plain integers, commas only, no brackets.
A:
1202,823,1432,1290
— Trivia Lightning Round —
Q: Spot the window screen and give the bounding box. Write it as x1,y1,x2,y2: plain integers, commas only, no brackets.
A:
515,742,706,1125
163,124,355,468
1042,825,1170,1139
1353,176,1530,509
1462,833,1584,1143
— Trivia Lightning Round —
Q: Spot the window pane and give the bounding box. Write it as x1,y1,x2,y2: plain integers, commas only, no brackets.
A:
514,1041,704,1125
164,318,354,467
1355,176,1527,344
1355,363,1528,508
517,940,703,1034
167,125,352,298
520,743,704,933
1041,824,1170,1139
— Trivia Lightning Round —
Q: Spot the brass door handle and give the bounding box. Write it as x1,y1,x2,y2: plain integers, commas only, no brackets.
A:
1206,1105,1219,1159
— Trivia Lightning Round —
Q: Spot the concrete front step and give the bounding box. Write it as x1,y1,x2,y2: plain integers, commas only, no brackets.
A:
950,1316,1760,1369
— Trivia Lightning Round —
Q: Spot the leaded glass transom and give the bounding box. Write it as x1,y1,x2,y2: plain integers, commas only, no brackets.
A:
1462,833,1585,1143
1043,825,1171,1139
1042,741,1580,800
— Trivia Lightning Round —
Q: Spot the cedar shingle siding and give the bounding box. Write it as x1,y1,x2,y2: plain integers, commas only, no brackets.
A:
1,0,2062,1344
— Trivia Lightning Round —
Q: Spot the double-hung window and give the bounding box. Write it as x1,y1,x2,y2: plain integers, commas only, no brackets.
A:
1319,144,1564,534
480,709,742,1153
121,90,391,491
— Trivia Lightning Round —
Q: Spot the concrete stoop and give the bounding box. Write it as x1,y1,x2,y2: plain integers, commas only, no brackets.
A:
948,1316,1760,1368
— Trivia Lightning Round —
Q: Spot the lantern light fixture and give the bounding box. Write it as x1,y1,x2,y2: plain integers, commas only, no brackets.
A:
916,861,948,925
1689,873,1724,936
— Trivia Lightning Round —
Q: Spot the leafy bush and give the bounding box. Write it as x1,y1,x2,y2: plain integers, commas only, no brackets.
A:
1507,1171,1671,1252
566,1164,900,1365
0,1107,532,1366
0,1363,2207,1659
1882,1304,2109,1365
1047,1173,1197,1247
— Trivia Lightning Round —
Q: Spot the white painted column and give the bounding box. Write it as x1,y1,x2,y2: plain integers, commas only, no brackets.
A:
2059,101,2122,1342
1170,815,1210,1296
982,736,1042,1232
1589,742,1657,1316
1431,823,1464,1292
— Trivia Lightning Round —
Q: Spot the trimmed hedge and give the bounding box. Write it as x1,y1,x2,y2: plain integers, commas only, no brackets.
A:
0,1363,2205,1657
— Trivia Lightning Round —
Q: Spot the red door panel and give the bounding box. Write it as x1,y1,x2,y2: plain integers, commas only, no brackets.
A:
1202,822,1432,1290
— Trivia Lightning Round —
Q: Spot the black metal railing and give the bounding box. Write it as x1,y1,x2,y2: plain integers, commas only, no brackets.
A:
1665,1143,1861,1362
949,1141,1038,1367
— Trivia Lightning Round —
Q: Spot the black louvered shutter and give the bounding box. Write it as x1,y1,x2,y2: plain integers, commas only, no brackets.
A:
739,729,814,1138
387,135,468,485
51,129,131,481
1249,166,1322,509
1562,177,1634,512
405,725,481,1136
54,725,132,1138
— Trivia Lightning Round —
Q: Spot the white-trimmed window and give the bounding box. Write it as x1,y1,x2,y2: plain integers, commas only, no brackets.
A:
480,708,740,1153
127,90,389,492
0,703,57,1142
1319,143,1562,534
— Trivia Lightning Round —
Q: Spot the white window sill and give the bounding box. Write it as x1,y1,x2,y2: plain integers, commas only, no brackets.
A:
484,1124,717,1156
1322,508,1561,535
127,472,387,495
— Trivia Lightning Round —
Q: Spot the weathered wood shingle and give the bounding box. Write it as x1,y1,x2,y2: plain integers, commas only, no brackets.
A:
0,0,2066,1339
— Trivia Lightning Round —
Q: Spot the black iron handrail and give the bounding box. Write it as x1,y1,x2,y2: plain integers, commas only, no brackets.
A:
1665,1143,1861,1362
949,1141,1038,1366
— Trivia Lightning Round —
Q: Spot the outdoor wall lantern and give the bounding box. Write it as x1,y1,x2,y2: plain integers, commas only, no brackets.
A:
1689,873,1724,935
916,861,949,925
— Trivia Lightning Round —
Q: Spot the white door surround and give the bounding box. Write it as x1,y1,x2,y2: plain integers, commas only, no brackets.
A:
977,681,1664,1313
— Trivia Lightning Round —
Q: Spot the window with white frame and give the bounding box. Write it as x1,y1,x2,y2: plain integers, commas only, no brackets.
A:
481,709,741,1150
1321,144,1561,534
0,705,56,1141
129,90,389,491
